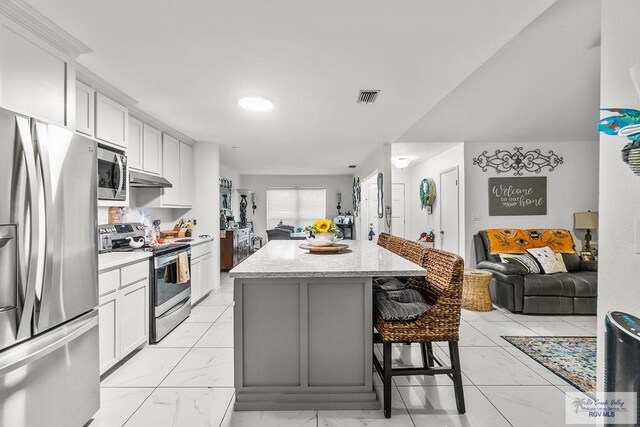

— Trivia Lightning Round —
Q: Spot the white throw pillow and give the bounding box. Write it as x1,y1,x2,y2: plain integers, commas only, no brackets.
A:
526,247,568,274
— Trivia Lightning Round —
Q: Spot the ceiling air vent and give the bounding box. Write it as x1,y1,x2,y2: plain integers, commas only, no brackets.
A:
348,165,357,169
356,90,380,104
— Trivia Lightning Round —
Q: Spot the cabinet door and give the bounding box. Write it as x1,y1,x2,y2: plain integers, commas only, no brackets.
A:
98,293,119,375
120,280,148,356
179,142,194,206
201,255,214,295
162,134,180,206
128,116,143,170
143,124,162,175
76,81,95,136
95,93,128,148
191,258,202,305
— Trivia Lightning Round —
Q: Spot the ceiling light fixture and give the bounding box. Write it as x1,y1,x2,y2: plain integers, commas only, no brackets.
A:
391,156,416,169
238,96,274,111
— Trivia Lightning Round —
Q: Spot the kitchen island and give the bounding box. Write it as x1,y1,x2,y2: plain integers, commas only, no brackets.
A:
229,240,426,411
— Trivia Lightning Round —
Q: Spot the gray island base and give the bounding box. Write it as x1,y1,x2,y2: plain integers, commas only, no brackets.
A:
229,240,426,411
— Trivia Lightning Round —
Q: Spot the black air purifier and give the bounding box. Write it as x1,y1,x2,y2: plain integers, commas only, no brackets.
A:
605,311,640,425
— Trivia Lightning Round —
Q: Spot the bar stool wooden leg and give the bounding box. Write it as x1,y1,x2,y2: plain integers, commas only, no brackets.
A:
383,342,392,418
449,341,466,414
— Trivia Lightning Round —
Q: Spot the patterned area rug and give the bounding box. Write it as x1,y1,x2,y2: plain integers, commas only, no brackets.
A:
502,336,596,395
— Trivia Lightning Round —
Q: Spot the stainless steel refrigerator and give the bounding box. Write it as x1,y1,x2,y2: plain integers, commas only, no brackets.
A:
0,108,100,427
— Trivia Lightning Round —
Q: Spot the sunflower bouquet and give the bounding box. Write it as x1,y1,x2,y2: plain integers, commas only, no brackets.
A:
304,218,341,235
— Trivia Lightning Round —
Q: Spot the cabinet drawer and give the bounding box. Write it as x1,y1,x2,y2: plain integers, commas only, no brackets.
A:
192,241,214,259
99,269,120,297
121,261,149,288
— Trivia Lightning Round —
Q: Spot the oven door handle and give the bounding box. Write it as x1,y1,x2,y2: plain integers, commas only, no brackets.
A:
114,154,124,199
155,251,190,269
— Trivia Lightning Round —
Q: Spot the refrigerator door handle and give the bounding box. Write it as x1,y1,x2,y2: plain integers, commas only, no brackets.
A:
0,311,97,377
114,154,124,199
32,122,56,326
15,116,39,340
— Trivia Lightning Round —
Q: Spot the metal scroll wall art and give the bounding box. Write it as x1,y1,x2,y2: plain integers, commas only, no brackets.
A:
352,177,361,216
419,178,436,214
472,147,563,176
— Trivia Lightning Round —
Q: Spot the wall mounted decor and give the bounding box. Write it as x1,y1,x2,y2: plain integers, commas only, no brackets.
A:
239,194,248,227
377,173,384,218
488,177,547,216
336,192,342,214
473,147,563,176
251,193,257,214
352,177,361,216
419,178,436,213
598,108,640,175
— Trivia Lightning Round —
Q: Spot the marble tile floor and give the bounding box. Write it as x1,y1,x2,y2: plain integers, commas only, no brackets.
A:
92,273,597,426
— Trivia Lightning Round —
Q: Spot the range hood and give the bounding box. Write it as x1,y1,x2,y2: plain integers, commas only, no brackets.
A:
129,170,173,188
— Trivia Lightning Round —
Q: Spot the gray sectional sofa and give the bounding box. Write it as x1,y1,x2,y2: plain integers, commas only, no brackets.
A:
474,231,597,315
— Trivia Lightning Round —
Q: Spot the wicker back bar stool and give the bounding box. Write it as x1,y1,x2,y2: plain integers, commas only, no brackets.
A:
386,235,404,255
373,247,465,418
377,232,391,249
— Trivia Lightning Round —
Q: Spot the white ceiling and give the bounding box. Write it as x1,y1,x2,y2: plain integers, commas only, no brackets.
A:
26,0,557,174
398,0,601,143
391,142,457,165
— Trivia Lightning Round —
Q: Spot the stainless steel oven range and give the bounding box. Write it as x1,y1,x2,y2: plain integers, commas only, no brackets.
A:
98,222,192,343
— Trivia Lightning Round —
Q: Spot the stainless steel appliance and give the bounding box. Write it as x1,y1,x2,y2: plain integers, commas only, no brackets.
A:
129,169,172,189
97,223,191,343
97,146,127,201
0,108,99,427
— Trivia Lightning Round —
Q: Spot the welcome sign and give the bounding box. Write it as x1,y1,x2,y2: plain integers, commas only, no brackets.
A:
488,177,547,216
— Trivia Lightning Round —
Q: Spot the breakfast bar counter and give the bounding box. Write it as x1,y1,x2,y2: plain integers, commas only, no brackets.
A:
229,240,426,411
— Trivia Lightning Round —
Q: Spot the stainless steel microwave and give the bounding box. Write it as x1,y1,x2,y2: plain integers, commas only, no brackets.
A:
97,147,127,201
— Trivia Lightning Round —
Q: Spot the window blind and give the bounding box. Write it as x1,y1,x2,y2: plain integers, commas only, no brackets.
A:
266,188,326,229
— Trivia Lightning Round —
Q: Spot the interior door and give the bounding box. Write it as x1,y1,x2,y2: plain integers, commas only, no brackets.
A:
33,122,98,334
439,167,459,254
392,183,405,238
367,179,378,237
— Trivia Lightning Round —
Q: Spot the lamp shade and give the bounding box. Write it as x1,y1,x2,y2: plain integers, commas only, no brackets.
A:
574,211,598,230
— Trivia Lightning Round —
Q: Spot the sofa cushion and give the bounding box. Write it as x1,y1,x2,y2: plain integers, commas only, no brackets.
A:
569,271,598,297
526,247,568,274
374,289,431,321
523,273,576,297
561,252,582,271
499,253,540,274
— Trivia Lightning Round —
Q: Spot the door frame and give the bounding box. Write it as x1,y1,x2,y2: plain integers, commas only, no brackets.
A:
391,182,406,238
439,166,459,254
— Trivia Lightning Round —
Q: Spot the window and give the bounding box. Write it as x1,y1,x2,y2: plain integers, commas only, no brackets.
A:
266,188,326,230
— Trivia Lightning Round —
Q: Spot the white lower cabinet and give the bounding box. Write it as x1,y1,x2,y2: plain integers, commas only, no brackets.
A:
98,259,150,375
98,294,119,374
190,241,215,305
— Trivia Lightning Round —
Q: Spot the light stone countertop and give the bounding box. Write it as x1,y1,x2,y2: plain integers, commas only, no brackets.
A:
99,251,152,272
229,240,426,279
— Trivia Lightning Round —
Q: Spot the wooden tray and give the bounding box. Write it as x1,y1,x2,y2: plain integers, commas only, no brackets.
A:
299,243,349,253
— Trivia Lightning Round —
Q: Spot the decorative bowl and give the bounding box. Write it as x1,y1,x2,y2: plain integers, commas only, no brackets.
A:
306,232,341,247
127,236,145,249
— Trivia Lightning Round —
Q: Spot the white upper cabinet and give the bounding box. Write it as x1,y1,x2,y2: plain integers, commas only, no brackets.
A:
95,93,128,148
0,25,68,126
179,142,194,206
128,116,143,170
75,81,95,136
162,134,180,206
143,124,162,175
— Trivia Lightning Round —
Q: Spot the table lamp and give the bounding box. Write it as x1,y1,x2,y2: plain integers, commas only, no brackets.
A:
574,211,598,250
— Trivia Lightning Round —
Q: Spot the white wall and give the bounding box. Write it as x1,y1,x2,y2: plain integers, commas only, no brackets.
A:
353,144,392,240
464,141,599,265
192,142,221,290
597,0,640,390
238,174,354,241
393,143,465,254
